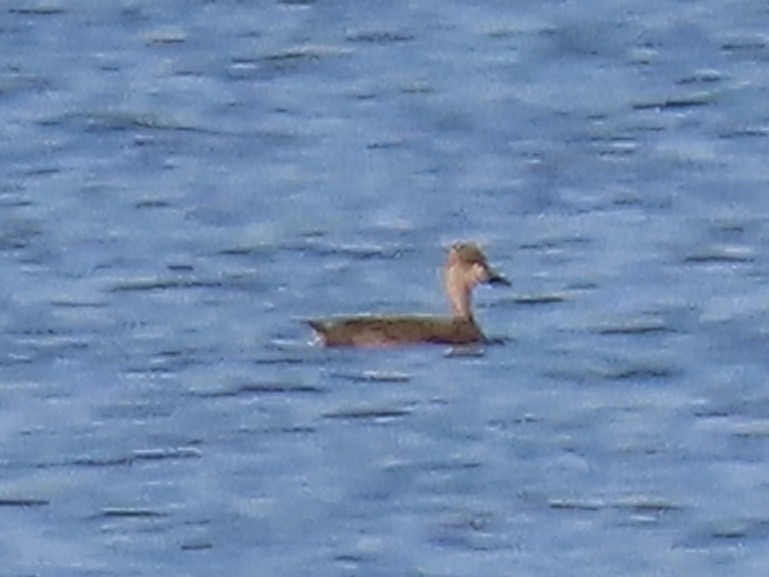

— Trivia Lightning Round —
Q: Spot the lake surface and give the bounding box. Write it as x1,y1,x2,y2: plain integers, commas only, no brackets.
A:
2,1,769,575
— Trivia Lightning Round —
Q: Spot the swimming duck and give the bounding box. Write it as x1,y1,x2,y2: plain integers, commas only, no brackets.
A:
308,242,509,347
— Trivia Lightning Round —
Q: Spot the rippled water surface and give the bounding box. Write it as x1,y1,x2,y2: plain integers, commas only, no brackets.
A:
3,1,769,575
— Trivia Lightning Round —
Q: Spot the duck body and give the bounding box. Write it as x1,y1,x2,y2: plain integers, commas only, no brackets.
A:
307,242,509,348
308,315,485,347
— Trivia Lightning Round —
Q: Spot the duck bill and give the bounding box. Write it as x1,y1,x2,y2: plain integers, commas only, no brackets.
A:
486,269,511,286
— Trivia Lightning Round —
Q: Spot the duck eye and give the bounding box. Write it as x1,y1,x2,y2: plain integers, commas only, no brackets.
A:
471,262,488,278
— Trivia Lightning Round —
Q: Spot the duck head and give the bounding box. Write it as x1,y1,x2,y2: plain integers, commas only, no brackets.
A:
444,242,509,319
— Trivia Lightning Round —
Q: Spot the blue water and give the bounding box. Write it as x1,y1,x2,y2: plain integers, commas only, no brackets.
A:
2,1,769,575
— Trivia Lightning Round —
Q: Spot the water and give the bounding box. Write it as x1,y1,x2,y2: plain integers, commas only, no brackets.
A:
2,1,769,575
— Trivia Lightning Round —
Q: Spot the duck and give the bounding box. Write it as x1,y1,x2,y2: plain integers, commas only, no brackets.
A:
307,242,509,347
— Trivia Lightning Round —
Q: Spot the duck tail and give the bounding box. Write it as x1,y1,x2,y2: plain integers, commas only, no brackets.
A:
306,319,330,346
